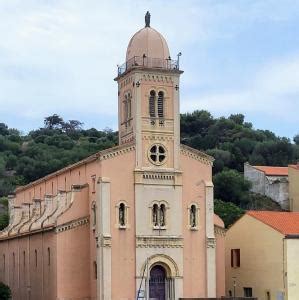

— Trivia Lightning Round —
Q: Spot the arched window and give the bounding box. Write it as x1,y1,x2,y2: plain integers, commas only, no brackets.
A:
93,261,97,279
157,91,164,118
92,203,96,226
119,203,126,227
124,95,128,122
160,204,166,227
149,90,156,117
127,93,132,119
189,204,199,229
152,202,167,228
47,248,51,266
152,204,159,227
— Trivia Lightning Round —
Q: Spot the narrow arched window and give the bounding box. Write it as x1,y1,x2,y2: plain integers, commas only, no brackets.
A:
190,204,197,228
127,93,132,119
47,247,51,266
35,250,37,267
124,95,128,122
152,204,159,227
119,203,126,226
158,91,164,118
149,90,156,117
160,204,166,227
92,203,96,226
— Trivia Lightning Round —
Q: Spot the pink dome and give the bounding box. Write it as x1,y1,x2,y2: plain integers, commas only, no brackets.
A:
126,27,170,62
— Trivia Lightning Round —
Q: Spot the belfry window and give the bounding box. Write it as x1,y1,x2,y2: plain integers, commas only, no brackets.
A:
149,90,156,117
157,91,164,118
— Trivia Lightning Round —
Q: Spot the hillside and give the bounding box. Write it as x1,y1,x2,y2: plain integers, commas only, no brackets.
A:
0,111,298,228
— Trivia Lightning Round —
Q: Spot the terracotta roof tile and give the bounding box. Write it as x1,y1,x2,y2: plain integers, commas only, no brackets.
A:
253,166,288,176
247,211,299,235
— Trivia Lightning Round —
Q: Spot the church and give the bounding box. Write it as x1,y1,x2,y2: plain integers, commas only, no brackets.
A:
0,12,225,300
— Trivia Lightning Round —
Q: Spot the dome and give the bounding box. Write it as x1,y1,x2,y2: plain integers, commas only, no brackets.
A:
126,19,170,61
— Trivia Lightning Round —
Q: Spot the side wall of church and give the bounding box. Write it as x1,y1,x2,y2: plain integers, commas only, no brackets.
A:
0,231,57,300
180,152,212,297
12,159,100,300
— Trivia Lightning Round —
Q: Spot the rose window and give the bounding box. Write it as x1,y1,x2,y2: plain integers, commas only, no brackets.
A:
149,144,166,165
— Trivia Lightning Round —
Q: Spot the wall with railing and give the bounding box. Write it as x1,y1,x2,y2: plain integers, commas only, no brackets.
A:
117,56,179,76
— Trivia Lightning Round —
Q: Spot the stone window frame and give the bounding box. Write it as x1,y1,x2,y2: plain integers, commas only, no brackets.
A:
187,203,200,230
149,200,169,230
148,143,168,166
115,201,130,229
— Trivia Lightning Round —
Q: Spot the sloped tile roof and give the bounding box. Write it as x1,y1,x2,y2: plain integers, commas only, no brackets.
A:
289,164,299,170
247,211,299,235
253,166,288,176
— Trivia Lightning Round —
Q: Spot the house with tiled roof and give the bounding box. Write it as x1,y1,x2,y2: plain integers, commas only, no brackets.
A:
225,211,299,300
244,163,289,209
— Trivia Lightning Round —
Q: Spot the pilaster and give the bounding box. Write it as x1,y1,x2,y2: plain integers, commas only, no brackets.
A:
204,180,216,298
96,177,111,300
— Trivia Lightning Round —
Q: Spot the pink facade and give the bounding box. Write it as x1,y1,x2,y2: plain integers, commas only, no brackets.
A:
0,12,225,300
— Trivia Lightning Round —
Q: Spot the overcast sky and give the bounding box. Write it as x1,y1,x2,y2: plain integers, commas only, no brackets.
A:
0,0,299,139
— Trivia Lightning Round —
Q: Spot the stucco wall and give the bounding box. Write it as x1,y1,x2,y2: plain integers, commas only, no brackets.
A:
0,231,57,300
244,163,265,194
225,214,285,300
181,152,212,297
285,238,299,300
289,166,299,212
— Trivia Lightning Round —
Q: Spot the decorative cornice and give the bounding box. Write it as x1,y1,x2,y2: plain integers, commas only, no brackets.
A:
98,145,135,161
136,235,183,248
214,225,226,237
15,143,135,193
180,144,214,166
206,237,216,248
96,235,112,248
56,217,89,233
143,135,173,141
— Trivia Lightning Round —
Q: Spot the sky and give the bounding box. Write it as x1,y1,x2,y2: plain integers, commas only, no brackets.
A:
0,0,299,139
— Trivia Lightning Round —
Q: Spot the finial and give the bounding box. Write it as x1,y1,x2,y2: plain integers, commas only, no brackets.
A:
145,11,151,27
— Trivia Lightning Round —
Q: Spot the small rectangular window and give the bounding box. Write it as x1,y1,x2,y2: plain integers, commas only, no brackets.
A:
231,249,240,268
244,287,253,297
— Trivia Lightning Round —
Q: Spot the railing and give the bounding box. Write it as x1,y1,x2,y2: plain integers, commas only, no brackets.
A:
117,56,179,76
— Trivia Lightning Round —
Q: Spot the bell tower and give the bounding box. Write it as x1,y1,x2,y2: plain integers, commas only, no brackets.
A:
115,11,183,171
115,13,185,297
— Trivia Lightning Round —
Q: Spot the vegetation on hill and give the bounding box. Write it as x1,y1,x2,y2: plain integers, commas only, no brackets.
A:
0,111,298,228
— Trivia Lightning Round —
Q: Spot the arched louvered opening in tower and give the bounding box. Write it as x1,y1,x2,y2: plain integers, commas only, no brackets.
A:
158,91,164,118
149,90,156,118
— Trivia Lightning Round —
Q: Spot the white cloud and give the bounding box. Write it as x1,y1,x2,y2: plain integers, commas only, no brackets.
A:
0,0,298,136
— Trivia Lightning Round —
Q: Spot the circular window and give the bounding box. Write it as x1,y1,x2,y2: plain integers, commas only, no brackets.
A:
148,144,167,165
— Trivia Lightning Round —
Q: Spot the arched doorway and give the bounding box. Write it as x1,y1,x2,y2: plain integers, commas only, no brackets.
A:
149,265,166,300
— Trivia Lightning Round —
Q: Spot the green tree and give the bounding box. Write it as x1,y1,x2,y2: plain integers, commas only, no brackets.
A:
214,199,244,227
0,282,11,299
213,169,251,207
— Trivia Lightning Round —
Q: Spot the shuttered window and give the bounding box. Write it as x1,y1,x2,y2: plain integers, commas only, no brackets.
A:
149,90,156,117
157,91,164,118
